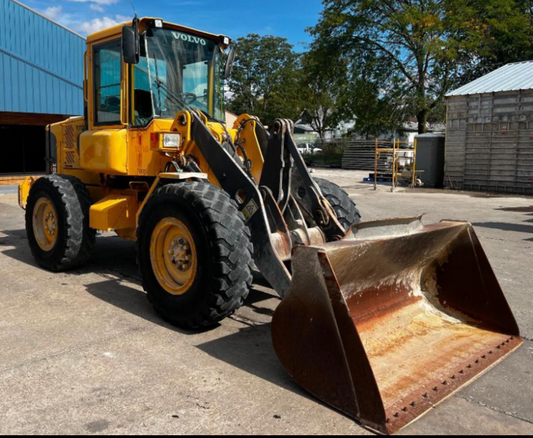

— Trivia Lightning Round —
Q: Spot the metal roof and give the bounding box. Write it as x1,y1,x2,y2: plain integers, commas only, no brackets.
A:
446,61,533,97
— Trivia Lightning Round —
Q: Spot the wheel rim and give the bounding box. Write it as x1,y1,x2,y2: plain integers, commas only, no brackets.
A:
33,197,58,251
150,217,198,296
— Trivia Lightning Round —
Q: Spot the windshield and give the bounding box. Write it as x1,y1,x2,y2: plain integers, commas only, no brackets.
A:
131,27,225,126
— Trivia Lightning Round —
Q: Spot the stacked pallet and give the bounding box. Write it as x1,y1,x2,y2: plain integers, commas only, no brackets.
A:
341,141,377,170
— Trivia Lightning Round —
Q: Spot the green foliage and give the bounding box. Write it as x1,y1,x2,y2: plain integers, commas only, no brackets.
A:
446,0,533,83
308,0,533,135
226,34,302,125
225,1,533,137
297,49,350,138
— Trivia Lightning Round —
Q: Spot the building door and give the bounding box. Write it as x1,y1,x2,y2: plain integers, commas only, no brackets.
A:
0,125,46,174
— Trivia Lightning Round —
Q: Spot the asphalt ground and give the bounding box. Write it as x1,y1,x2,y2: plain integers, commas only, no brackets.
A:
0,185,18,195
0,170,532,435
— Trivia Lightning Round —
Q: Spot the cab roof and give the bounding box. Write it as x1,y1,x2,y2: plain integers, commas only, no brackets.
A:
86,17,231,49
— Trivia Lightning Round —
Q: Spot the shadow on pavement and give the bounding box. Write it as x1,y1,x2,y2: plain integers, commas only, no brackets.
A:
496,206,533,213
0,228,307,402
0,228,278,327
468,191,533,199
196,323,310,396
473,221,533,237
0,229,140,279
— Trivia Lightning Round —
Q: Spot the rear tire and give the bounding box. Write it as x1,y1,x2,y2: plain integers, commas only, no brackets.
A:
314,177,361,229
136,181,253,329
25,175,95,271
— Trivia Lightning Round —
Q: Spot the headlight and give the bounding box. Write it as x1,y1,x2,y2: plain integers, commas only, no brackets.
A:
151,132,181,150
162,133,180,148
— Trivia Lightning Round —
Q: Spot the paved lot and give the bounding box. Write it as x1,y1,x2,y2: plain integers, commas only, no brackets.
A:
0,185,17,195
0,170,532,435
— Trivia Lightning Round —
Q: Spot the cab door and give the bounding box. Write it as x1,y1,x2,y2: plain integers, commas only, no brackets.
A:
80,37,129,175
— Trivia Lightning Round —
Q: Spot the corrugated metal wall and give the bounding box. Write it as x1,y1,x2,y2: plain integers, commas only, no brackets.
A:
0,0,85,116
445,90,533,194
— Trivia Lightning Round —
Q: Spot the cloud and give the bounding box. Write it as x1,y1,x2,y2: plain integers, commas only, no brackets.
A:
64,0,120,15
41,6,77,28
191,83,208,96
43,6,63,20
76,16,123,33
40,4,130,36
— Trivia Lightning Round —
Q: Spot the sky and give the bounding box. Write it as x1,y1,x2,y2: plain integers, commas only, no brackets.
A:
22,0,324,51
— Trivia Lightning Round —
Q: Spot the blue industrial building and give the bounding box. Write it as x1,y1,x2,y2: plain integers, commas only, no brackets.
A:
0,0,85,174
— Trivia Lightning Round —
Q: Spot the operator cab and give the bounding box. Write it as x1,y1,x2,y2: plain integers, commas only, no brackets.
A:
86,17,233,130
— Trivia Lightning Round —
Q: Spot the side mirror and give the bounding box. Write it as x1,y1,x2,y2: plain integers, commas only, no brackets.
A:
224,45,237,80
122,20,140,64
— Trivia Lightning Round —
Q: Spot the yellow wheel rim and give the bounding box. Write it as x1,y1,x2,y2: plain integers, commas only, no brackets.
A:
33,197,58,252
150,217,197,296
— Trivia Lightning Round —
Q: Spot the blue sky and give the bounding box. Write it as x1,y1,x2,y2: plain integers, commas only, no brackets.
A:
22,0,323,51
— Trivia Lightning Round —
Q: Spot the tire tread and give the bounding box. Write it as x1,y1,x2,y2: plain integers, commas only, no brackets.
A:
314,177,361,229
136,181,253,329
25,174,95,271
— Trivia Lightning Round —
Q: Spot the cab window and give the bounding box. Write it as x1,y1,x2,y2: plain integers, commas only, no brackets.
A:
183,60,208,113
93,39,122,125
131,44,155,127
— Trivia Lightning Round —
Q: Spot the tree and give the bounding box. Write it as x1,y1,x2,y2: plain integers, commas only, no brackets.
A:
446,0,533,83
298,49,350,139
309,0,533,134
344,78,404,138
226,34,302,125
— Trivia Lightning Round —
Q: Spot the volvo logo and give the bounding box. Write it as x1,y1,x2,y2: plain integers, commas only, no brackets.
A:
171,32,207,46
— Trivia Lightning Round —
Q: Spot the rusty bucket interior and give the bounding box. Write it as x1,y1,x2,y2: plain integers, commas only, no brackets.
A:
272,218,522,435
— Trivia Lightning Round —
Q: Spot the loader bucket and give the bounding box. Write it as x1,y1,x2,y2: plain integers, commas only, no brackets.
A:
272,217,522,435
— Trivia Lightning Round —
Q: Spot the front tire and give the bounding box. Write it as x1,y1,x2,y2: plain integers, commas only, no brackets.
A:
25,175,95,271
136,181,253,329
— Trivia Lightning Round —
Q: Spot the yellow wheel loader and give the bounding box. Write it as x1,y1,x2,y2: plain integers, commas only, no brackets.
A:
18,17,522,435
